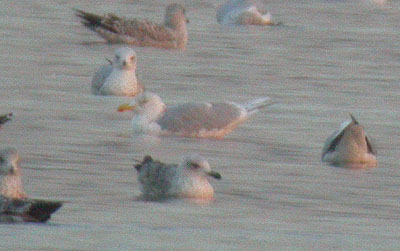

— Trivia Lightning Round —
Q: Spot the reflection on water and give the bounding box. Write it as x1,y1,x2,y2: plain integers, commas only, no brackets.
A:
329,162,378,170
0,0,399,249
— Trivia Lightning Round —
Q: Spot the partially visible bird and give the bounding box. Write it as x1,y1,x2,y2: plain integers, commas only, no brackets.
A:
217,0,280,26
118,92,273,139
0,148,62,223
91,47,144,96
322,114,377,165
0,113,12,128
134,155,221,201
75,3,189,49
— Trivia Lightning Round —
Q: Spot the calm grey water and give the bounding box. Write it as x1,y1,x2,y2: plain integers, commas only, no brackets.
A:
0,0,399,249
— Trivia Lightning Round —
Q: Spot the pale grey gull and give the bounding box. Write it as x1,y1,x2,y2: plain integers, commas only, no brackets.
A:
118,92,273,139
91,47,144,96
217,0,280,26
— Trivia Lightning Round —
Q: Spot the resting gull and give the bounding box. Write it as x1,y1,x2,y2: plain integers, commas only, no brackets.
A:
91,47,144,96
0,148,62,223
217,0,280,26
0,113,12,128
75,3,189,49
322,114,377,165
118,92,272,139
134,155,221,201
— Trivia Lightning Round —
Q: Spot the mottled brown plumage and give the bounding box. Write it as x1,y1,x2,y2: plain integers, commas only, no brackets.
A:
0,148,62,223
75,3,188,49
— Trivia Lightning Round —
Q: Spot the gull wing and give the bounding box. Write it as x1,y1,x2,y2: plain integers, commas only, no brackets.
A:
0,196,62,223
322,120,353,158
157,102,243,133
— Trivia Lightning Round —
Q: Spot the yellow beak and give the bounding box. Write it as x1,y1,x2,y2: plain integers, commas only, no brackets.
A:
118,103,136,112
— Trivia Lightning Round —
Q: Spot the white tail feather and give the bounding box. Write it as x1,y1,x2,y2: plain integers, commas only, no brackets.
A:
243,97,272,114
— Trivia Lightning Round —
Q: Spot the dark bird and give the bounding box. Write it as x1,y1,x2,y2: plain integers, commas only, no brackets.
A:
0,148,62,223
0,113,12,128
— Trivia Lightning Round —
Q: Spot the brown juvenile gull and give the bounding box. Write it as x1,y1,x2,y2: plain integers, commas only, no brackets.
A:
322,114,377,165
118,92,273,139
74,3,189,49
0,113,12,128
217,0,280,26
134,155,221,201
91,47,144,96
0,148,62,223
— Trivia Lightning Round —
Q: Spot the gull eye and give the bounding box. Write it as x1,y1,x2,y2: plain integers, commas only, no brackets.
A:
190,163,200,169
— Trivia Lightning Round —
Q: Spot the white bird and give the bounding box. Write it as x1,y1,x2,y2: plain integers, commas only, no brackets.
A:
0,148,62,223
91,47,144,96
118,92,272,139
0,113,12,128
75,3,189,50
217,0,279,26
322,114,377,165
134,155,221,201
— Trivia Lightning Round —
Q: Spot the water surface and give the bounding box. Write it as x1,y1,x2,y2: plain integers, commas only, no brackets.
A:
0,0,399,249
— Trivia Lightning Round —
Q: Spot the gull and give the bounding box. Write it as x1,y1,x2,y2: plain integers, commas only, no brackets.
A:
322,114,377,165
74,3,189,49
0,113,12,128
217,0,280,26
118,92,273,139
0,148,62,223
91,47,144,96
134,155,221,201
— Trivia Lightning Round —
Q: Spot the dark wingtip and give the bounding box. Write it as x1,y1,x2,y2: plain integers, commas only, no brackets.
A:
0,113,13,125
73,9,104,29
29,200,63,223
134,155,153,172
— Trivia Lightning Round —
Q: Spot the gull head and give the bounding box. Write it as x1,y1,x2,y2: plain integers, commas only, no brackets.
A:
118,92,166,119
113,47,137,70
165,3,189,28
181,155,221,180
0,148,26,199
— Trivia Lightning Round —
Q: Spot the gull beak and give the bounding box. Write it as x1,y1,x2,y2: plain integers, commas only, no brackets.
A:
207,171,221,180
118,103,137,112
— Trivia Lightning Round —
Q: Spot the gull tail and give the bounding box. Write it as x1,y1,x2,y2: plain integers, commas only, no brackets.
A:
74,9,118,33
244,97,273,114
26,199,63,223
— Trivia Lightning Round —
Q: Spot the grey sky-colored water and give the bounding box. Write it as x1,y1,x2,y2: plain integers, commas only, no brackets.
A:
0,0,399,249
